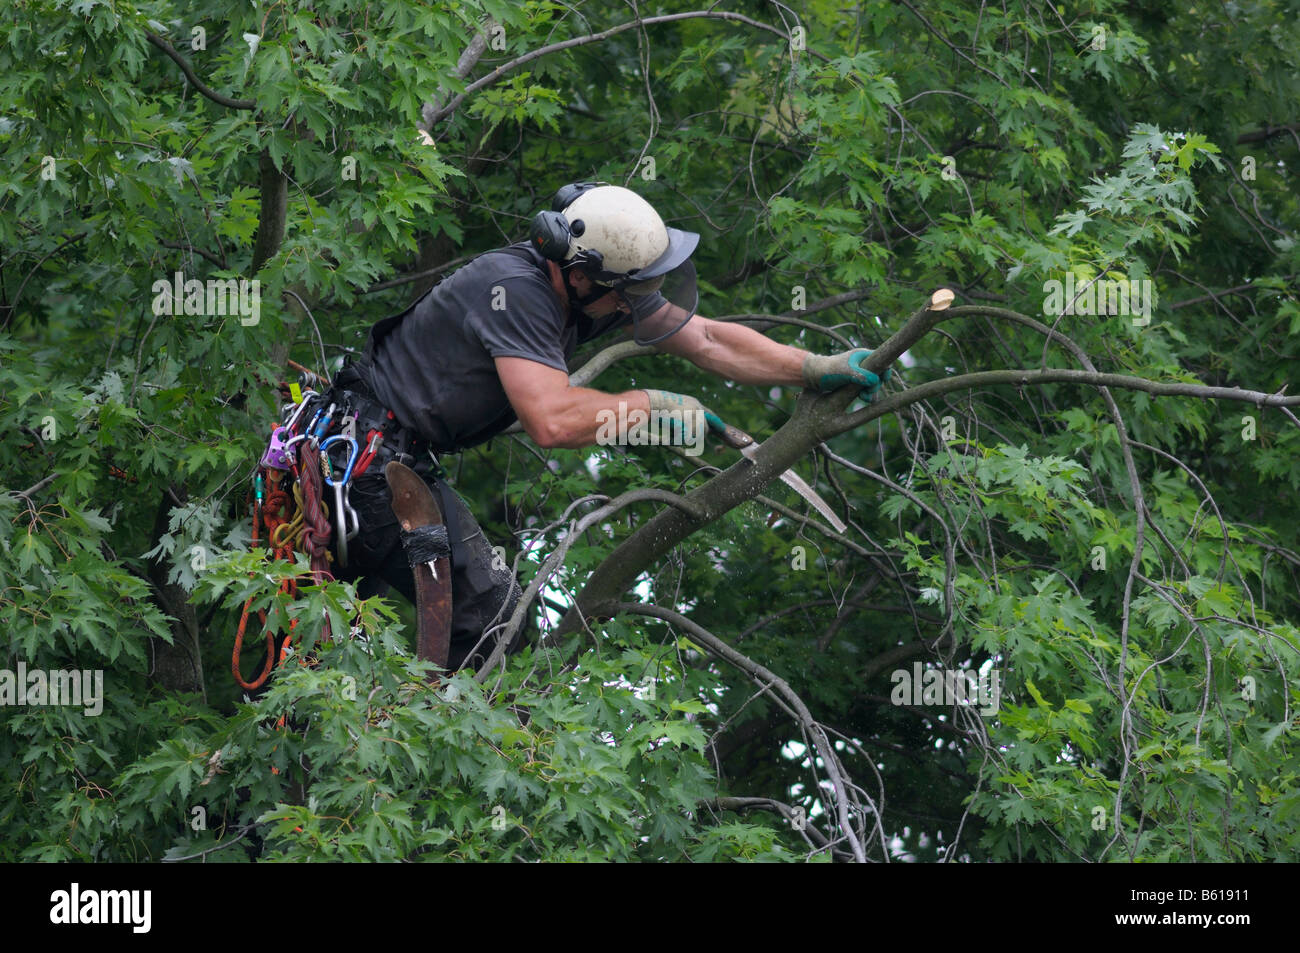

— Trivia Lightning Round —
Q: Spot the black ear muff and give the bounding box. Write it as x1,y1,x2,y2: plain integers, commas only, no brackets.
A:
530,182,606,261
529,210,572,261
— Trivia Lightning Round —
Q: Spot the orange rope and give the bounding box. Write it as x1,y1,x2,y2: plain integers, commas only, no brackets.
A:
232,425,339,692
232,470,301,690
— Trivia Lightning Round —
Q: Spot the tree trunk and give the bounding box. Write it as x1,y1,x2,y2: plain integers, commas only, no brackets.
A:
146,487,206,698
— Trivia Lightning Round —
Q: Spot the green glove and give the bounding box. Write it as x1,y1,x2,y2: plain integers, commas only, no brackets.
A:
643,389,727,437
801,348,891,398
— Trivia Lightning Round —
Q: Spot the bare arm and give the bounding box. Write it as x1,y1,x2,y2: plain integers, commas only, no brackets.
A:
652,314,808,386
495,356,650,449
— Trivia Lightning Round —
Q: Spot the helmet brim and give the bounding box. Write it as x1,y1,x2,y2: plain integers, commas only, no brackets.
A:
616,227,699,285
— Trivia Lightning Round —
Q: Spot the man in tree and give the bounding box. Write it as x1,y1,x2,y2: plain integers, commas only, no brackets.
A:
328,182,887,669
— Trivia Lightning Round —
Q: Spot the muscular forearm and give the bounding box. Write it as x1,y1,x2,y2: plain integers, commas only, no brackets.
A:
670,317,807,387
497,356,659,450
544,386,651,449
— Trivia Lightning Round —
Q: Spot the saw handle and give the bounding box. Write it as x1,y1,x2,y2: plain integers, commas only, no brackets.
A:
718,424,754,450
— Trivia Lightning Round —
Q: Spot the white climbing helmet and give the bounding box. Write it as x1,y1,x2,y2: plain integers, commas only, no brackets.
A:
531,182,700,344
563,185,689,279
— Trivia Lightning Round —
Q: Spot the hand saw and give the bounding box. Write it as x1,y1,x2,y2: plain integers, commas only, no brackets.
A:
715,424,848,533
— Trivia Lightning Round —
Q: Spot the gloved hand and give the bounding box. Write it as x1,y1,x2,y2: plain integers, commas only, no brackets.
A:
801,348,891,398
643,389,727,439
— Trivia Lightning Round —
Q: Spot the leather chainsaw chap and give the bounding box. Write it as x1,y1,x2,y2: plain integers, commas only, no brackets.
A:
385,461,453,674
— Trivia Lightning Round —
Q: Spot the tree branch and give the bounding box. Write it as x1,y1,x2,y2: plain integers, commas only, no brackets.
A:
837,367,1300,434
10,473,57,500
160,239,227,269
552,291,954,633
360,256,472,295
474,488,705,682
144,32,256,110
424,11,814,128
1236,122,1300,145
703,796,852,860
420,23,492,133
0,231,88,327
614,601,871,862
1169,281,1288,311
714,313,857,347
161,823,257,862
558,289,1300,658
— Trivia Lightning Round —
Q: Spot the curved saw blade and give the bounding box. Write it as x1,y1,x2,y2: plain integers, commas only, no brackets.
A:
717,425,848,533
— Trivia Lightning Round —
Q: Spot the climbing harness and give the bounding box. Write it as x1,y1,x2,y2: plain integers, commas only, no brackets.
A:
231,379,360,691
232,362,444,691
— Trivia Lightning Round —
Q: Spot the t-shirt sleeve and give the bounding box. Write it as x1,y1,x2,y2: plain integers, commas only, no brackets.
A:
580,310,634,343
467,275,569,372
627,291,668,320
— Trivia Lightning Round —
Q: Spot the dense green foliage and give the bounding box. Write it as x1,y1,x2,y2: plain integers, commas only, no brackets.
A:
2,0,1298,861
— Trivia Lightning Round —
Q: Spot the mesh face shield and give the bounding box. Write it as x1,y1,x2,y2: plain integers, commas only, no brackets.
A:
617,257,699,345
605,226,700,345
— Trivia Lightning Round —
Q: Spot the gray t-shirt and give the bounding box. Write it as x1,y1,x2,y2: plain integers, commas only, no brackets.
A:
366,243,665,452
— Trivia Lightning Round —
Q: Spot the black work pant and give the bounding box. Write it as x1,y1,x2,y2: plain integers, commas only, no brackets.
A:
322,363,528,670
336,465,528,671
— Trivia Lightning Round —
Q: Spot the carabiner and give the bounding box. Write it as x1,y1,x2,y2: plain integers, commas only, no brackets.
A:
284,389,319,432
342,482,360,541
321,434,359,487
310,402,338,446
332,478,350,568
303,406,325,442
